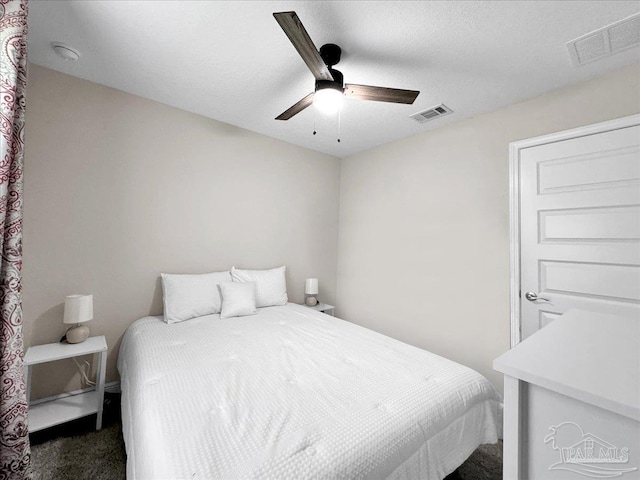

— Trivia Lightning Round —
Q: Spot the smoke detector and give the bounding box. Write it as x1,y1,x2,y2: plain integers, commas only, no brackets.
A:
51,42,80,61
566,12,640,67
410,104,453,123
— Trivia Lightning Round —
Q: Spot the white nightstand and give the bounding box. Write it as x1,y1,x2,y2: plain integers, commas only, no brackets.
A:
306,302,335,316
24,335,107,432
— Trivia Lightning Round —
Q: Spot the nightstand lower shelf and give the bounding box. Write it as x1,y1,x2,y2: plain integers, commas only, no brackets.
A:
29,391,99,432
24,335,107,432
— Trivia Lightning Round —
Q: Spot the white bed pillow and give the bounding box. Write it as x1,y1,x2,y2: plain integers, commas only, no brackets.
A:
230,266,288,308
161,271,231,324
219,282,257,319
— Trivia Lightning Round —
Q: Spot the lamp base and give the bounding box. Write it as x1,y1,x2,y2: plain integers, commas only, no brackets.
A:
305,296,318,306
66,324,90,344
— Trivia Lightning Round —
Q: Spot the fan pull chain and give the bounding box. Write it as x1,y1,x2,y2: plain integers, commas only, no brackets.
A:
337,108,341,143
313,108,317,136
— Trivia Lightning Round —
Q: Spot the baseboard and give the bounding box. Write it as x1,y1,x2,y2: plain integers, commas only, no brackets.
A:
30,380,121,406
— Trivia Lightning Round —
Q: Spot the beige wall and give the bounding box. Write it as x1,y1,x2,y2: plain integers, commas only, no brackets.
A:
23,65,341,399
336,63,640,394
24,62,640,401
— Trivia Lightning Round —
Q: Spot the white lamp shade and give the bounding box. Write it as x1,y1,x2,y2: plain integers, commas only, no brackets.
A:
305,278,319,295
63,294,93,324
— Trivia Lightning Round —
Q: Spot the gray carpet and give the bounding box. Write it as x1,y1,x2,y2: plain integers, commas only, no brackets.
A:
30,396,502,479
31,422,125,480
445,442,503,480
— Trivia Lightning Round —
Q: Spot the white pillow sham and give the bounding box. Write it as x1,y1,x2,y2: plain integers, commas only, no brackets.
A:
161,271,231,324
230,266,288,308
219,282,257,319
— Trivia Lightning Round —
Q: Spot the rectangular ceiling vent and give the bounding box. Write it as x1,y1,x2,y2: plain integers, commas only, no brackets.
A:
410,104,453,123
567,12,640,67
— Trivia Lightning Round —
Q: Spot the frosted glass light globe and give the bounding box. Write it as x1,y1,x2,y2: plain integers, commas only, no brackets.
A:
314,88,343,114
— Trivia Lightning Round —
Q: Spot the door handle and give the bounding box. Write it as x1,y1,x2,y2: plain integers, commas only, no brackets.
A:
525,291,550,302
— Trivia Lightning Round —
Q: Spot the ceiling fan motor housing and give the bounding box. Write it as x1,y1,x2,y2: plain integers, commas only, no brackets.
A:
316,68,344,93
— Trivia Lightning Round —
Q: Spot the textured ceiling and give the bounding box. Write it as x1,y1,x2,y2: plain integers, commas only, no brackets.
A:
28,1,640,158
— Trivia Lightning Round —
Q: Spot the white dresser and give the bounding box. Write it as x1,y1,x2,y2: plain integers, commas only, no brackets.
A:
494,309,639,479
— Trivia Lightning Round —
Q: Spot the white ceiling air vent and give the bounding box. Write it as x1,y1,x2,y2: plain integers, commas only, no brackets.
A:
566,12,640,67
410,104,453,124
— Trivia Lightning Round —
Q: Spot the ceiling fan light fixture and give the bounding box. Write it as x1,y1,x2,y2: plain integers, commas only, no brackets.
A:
314,67,344,115
314,87,343,114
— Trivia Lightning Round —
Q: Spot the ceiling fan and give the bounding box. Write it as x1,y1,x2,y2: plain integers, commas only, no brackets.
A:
273,11,420,121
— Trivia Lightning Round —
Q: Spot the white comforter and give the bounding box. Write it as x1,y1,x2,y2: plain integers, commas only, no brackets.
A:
118,303,502,480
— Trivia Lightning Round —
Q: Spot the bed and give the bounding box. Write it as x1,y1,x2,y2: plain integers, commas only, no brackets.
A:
118,303,502,479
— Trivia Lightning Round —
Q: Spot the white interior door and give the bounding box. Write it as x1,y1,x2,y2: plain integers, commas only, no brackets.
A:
515,118,640,341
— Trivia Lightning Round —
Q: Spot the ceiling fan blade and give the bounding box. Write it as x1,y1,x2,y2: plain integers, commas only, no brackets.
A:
273,12,334,82
275,92,315,120
344,84,419,104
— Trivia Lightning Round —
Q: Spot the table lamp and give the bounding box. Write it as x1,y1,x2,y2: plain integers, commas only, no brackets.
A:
63,294,93,344
305,278,319,306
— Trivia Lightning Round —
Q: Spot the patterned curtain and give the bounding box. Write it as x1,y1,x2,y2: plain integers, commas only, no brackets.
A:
0,0,30,478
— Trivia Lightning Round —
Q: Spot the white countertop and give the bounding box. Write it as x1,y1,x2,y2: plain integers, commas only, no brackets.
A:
494,309,639,421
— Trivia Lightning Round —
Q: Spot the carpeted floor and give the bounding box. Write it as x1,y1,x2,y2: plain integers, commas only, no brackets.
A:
30,421,125,480
29,393,126,480
30,393,502,479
